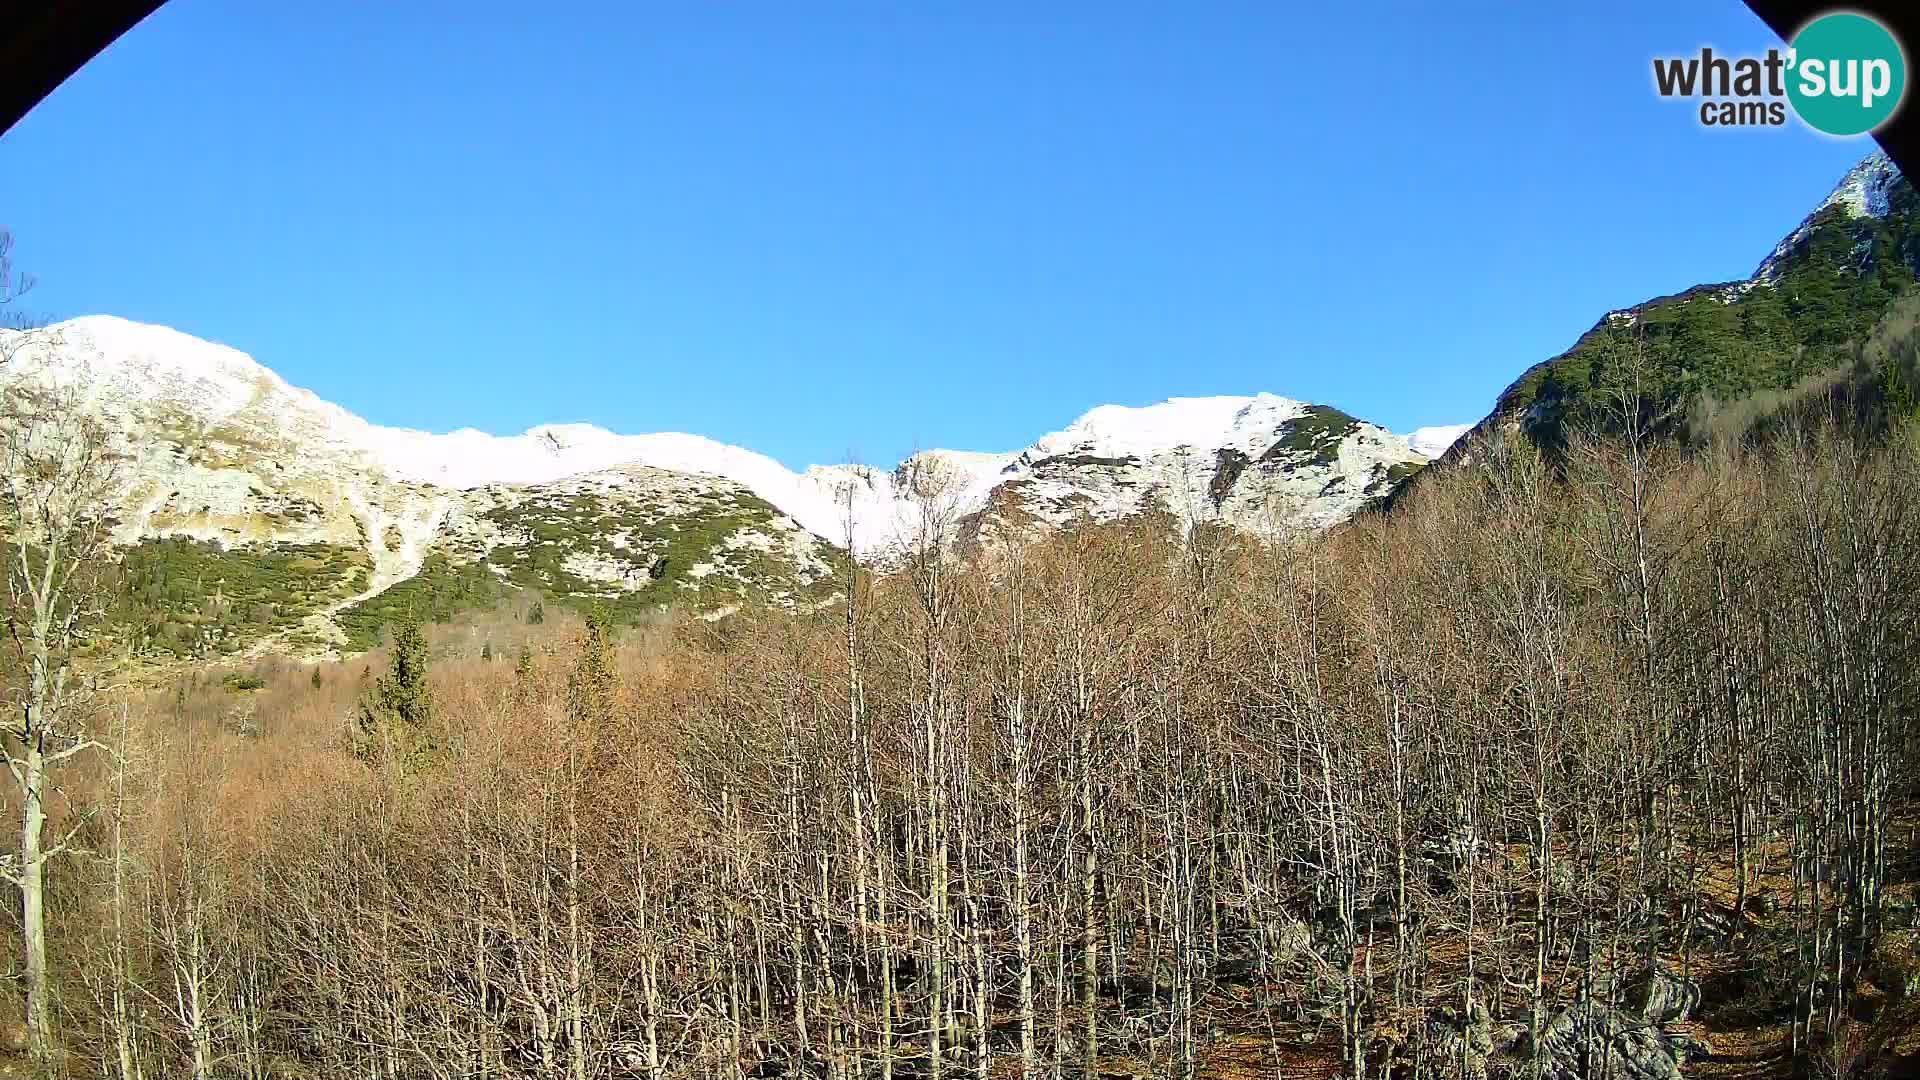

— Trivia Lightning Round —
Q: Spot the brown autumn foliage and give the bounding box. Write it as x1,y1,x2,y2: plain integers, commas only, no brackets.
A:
6,419,1920,1080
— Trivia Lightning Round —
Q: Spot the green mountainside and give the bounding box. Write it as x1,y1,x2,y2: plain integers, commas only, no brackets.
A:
1425,151,1920,471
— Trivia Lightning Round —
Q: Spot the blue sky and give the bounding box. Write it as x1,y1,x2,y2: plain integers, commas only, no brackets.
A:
0,1,1878,469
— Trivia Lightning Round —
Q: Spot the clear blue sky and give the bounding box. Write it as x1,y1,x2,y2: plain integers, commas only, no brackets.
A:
0,1,1878,469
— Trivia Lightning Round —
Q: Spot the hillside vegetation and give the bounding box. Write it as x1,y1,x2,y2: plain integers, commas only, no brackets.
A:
109,538,373,658
1496,182,1919,454
1363,154,1911,497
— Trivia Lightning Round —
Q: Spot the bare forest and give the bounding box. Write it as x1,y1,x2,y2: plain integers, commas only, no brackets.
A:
8,419,1920,1080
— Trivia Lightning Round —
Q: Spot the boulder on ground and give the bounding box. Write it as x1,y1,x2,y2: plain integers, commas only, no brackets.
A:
1534,999,1710,1080
1626,962,1701,1024
1871,929,1920,998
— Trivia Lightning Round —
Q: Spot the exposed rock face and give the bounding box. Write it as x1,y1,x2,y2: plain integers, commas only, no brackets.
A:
955,396,1428,552
1755,150,1907,283
1625,963,1701,1025
0,318,842,655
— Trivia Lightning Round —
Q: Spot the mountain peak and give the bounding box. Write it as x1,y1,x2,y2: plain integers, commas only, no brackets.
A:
1032,393,1318,460
1754,150,1904,281
1436,147,1920,486
1821,149,1901,220
39,315,271,376
1,315,311,427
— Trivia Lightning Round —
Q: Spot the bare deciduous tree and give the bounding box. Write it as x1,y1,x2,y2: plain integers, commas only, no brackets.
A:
1,373,123,1071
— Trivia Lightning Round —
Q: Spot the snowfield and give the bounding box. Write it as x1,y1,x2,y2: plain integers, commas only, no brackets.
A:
1406,424,1472,458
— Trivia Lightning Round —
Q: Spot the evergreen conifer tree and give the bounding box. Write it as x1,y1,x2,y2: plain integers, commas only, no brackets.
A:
356,615,434,767
568,605,616,733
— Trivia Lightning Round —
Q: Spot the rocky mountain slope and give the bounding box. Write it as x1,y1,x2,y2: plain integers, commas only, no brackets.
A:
951,395,1430,552
2,316,1450,658
1422,149,1918,474
3,318,842,656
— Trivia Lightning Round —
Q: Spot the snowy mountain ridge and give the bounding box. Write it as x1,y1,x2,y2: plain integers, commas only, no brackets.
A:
10,314,1455,555
0,315,1457,655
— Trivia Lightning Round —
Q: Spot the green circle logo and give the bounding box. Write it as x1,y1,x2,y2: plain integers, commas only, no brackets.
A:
1787,12,1906,136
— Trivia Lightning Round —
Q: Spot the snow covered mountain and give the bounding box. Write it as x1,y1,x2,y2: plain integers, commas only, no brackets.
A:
954,395,1430,551
1,315,1453,656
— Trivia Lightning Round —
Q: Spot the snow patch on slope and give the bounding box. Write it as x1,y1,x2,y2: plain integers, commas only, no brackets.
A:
1406,424,1471,457
1026,394,1311,460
